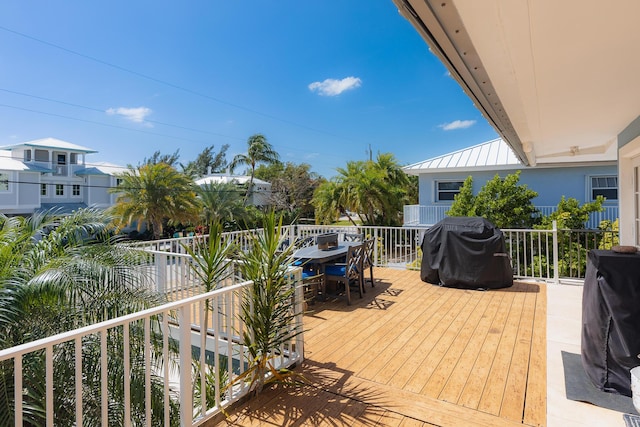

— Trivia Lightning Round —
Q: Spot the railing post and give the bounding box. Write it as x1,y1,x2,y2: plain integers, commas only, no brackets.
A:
552,220,559,285
374,227,379,267
179,305,193,426
292,269,304,362
155,253,166,294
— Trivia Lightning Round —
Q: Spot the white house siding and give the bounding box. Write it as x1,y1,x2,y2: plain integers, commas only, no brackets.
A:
87,175,111,207
0,171,41,214
17,172,40,207
0,171,19,211
618,116,640,246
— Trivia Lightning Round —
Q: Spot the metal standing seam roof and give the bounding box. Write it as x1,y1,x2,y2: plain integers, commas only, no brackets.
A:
74,162,128,176
0,137,97,154
403,138,522,174
0,156,54,172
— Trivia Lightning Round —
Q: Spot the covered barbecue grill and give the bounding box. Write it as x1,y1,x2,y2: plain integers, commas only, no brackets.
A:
420,217,513,289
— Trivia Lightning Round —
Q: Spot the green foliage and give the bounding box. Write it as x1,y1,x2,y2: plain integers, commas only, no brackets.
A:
255,161,322,221
196,182,247,228
141,149,181,167
598,218,619,249
229,134,280,204
183,222,236,294
193,358,229,416
446,171,538,228
312,153,410,226
406,174,419,205
0,208,179,426
231,211,303,395
445,176,475,217
110,162,201,239
536,196,604,230
181,144,229,178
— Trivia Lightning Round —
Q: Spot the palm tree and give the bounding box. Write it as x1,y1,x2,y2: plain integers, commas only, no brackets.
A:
196,182,246,229
110,162,201,239
229,134,280,203
312,153,409,226
0,208,179,426
312,179,356,226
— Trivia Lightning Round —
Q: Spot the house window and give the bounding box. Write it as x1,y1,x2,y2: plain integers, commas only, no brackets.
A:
24,150,31,161
34,149,48,162
72,184,80,196
57,154,66,165
55,184,64,196
70,153,78,164
0,173,8,191
41,184,47,196
116,178,123,187
591,176,618,201
436,181,464,201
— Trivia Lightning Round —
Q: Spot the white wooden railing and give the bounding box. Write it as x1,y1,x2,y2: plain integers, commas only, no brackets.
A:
140,223,619,299
0,270,305,426
403,204,619,229
1,221,618,425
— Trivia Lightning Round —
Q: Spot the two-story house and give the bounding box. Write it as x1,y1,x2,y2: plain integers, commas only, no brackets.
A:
0,137,126,215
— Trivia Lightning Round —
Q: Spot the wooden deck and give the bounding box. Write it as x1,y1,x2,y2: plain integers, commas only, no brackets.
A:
218,268,547,427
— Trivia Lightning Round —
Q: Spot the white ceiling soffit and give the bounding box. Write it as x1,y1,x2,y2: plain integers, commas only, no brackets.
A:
393,0,640,166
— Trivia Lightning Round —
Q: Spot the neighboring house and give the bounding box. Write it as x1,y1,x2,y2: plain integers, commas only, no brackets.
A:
403,138,619,228
0,137,126,215
195,173,272,207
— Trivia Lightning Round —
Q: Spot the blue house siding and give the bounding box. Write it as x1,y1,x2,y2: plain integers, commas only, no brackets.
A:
412,165,618,228
420,165,618,207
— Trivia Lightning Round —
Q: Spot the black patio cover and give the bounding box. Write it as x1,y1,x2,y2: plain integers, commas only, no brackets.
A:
420,217,513,289
582,249,640,396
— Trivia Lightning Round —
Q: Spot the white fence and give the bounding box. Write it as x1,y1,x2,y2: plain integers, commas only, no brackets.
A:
403,204,619,229
1,221,618,425
0,271,305,426
141,223,618,297
282,223,616,283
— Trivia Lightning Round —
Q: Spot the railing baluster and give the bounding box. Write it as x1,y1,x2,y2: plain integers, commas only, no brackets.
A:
46,345,53,427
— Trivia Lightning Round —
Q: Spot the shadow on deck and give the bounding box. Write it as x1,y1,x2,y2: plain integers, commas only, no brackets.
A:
216,268,546,427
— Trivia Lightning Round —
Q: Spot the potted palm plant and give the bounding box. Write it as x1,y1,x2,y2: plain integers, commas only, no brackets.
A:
231,211,304,395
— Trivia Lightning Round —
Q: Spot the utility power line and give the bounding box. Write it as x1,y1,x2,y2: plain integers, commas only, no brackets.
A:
0,25,358,144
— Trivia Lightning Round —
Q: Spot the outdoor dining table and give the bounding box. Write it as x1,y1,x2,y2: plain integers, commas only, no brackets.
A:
293,241,361,298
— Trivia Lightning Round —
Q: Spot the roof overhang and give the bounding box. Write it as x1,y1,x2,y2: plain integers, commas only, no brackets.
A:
393,0,640,166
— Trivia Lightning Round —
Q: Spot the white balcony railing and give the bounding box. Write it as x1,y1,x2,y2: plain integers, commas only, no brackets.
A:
0,269,305,426
403,204,619,229
0,221,621,425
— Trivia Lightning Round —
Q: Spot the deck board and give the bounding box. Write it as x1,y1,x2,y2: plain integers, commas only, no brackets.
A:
214,268,546,427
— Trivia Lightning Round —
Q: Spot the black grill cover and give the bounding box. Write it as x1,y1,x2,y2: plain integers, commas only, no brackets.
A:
420,217,513,289
582,249,640,396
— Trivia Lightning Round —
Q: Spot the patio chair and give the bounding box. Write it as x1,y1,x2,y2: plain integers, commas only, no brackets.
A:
294,235,315,249
301,268,323,305
362,238,375,289
324,243,364,305
343,233,364,242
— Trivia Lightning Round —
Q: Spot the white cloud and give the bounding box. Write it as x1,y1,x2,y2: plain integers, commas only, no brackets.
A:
106,107,153,125
439,119,476,131
308,76,362,96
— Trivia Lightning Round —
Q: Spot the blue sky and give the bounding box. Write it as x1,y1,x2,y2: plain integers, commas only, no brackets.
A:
0,1,498,178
